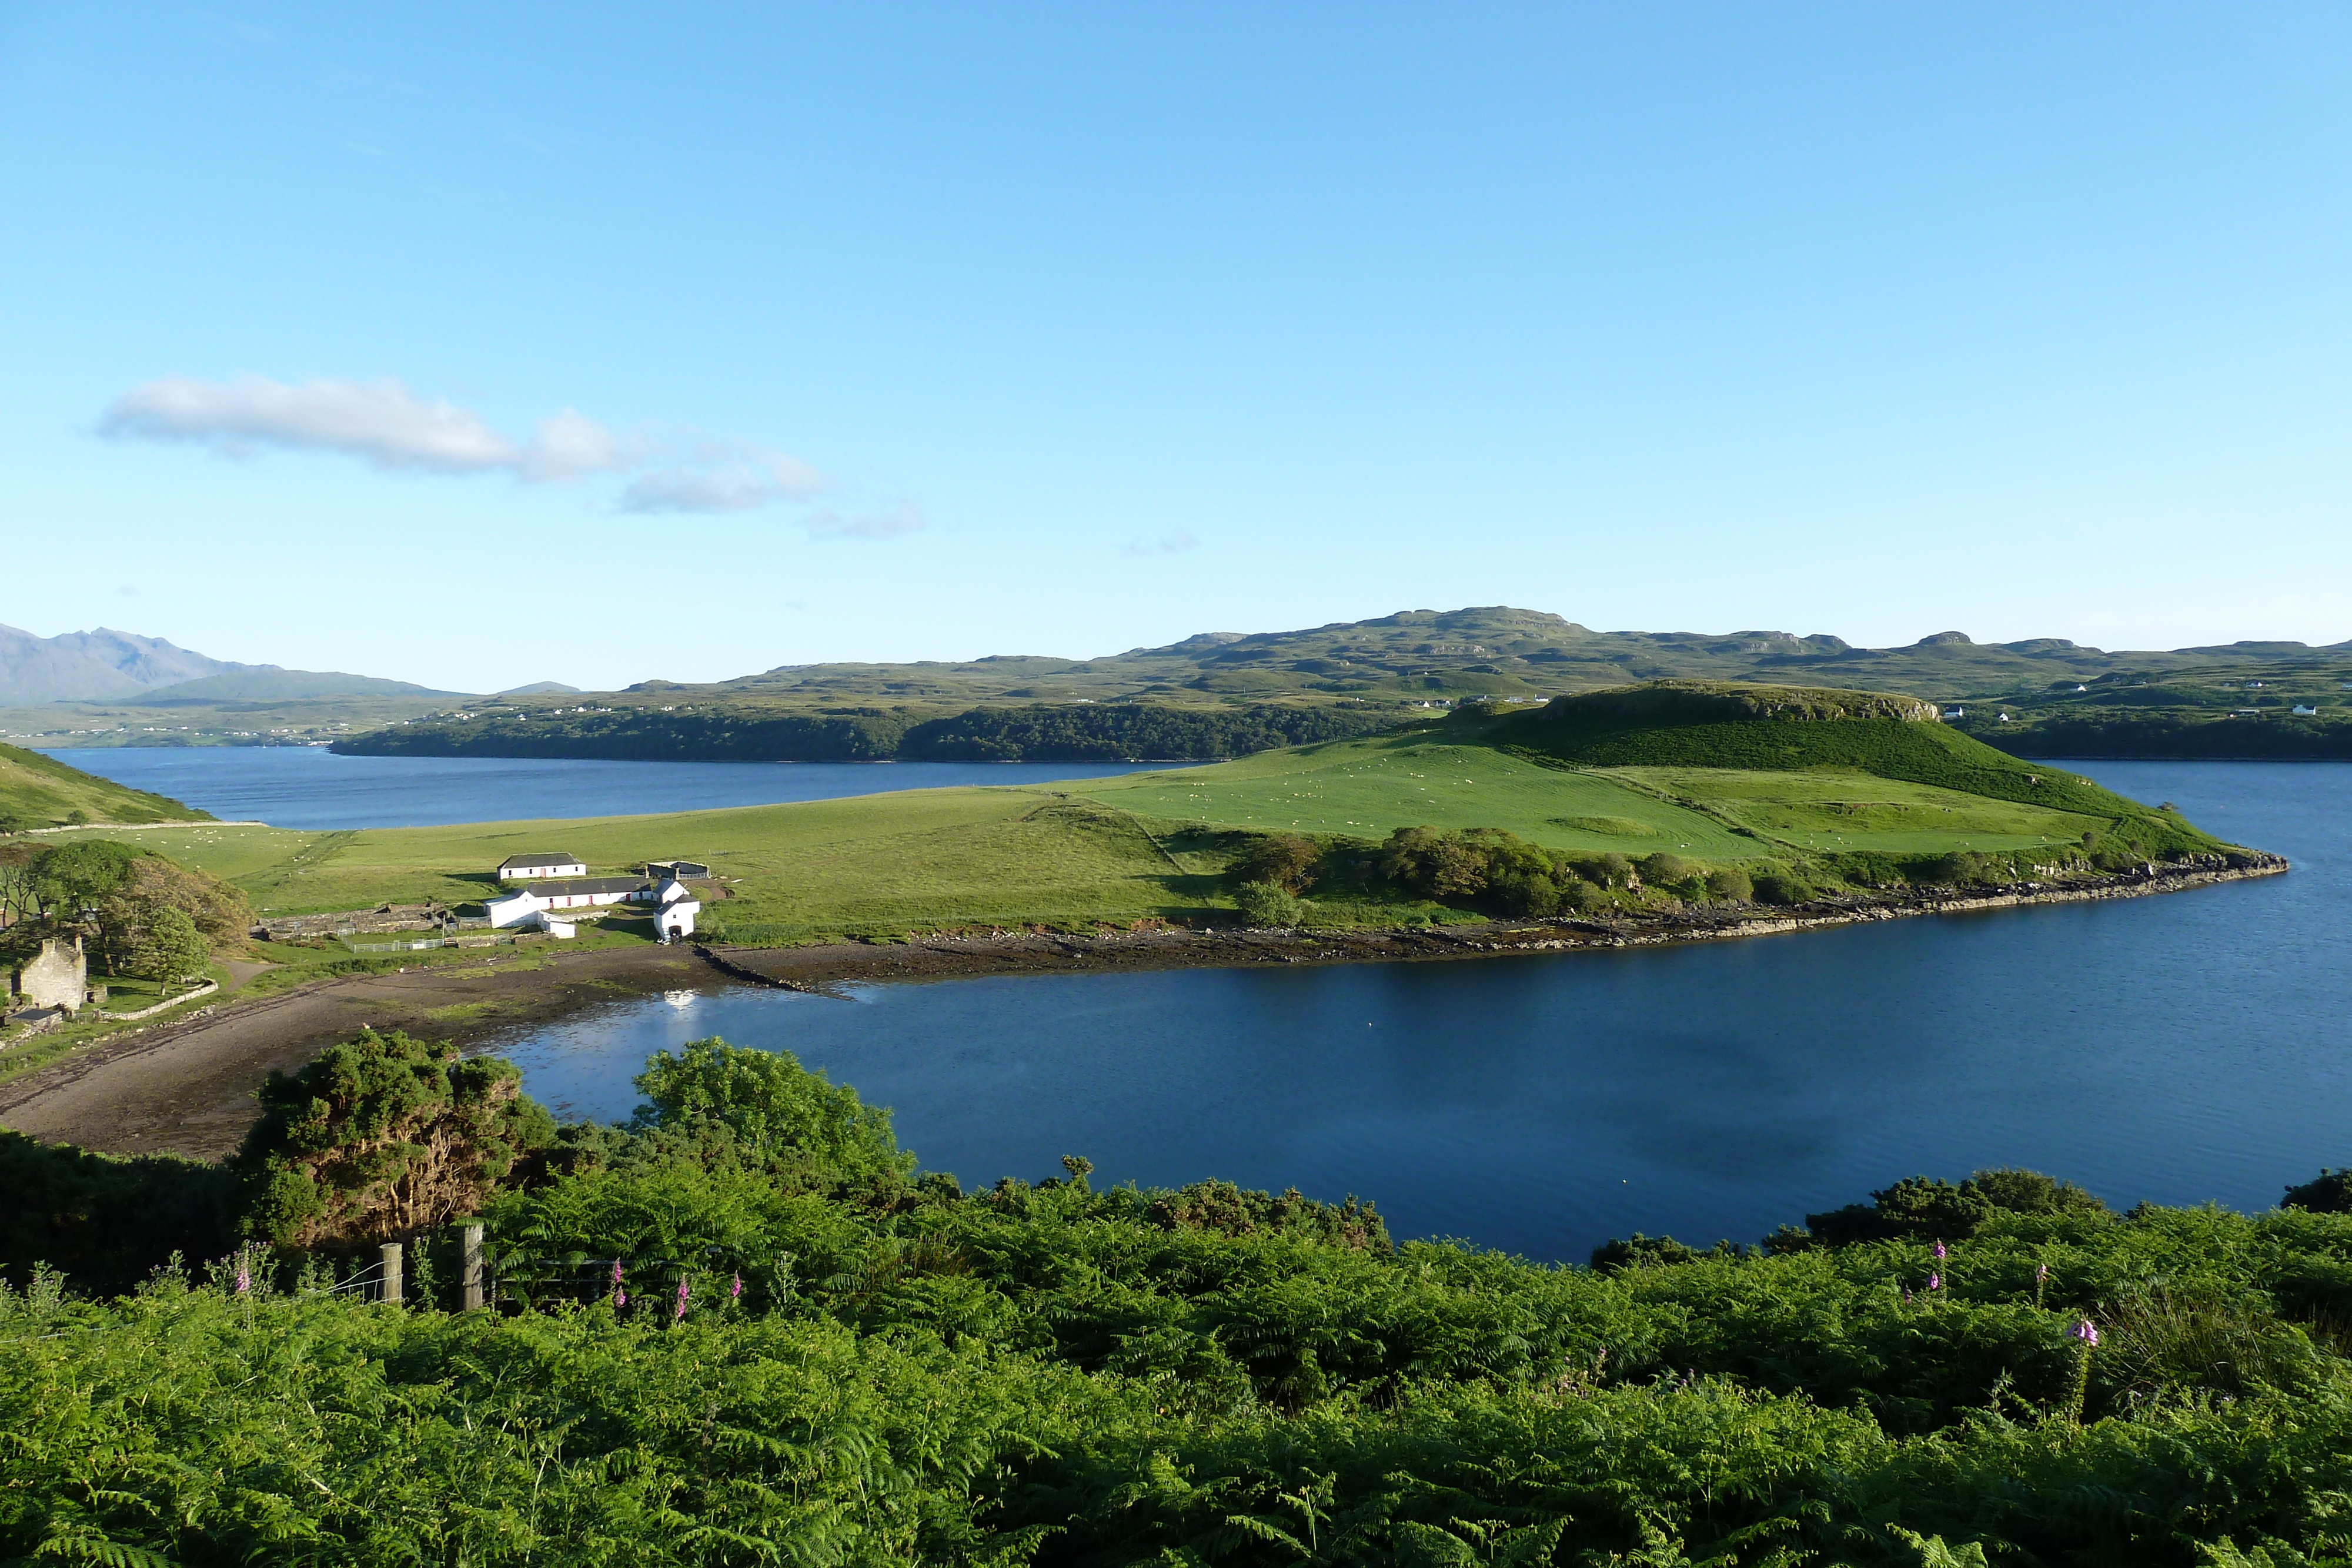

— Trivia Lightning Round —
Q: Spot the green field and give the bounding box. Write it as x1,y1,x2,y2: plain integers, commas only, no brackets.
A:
48,683,2237,943
1604,767,2113,854
1073,735,1753,855
0,741,210,828
74,788,1209,937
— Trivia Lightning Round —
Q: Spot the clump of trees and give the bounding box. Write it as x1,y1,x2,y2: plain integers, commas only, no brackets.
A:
1227,827,1773,920
0,839,250,986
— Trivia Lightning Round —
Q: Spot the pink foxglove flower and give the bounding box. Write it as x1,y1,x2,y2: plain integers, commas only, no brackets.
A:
611,1259,627,1310
1927,1273,1942,1292
730,1272,743,1302
1932,1241,1947,1261
2073,1319,2099,1346
673,1276,690,1323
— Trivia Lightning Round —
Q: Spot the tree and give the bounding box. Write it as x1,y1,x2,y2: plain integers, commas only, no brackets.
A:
1234,881,1304,928
630,1035,914,1189
1705,867,1753,903
125,905,207,990
1634,853,1690,888
239,1029,556,1247
1231,834,1321,894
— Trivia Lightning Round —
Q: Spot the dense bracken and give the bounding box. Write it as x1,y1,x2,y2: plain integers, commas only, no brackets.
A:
5,1033,2352,1566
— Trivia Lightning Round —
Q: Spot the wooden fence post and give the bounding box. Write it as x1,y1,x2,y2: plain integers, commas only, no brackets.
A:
380,1242,403,1306
460,1225,485,1311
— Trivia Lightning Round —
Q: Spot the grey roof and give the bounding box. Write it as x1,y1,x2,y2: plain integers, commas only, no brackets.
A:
499,852,582,870
523,878,647,897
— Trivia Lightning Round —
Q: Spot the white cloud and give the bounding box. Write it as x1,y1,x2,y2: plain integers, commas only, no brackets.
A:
99,375,632,482
97,375,843,515
806,503,925,540
619,447,826,513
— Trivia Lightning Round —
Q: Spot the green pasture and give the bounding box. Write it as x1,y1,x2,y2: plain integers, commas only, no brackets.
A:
71,787,1208,936
1606,767,2114,855
0,742,209,829
1073,736,1752,855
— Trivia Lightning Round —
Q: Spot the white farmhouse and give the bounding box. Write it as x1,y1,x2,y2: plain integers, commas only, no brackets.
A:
485,888,546,929
498,852,587,881
525,877,646,910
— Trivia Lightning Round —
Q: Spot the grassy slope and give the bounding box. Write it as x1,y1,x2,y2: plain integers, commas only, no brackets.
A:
59,684,2240,938
75,788,1207,935
0,742,210,827
1074,734,1752,855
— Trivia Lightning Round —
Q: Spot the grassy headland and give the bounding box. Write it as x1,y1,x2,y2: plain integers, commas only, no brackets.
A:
0,740,210,829
46,683,2254,950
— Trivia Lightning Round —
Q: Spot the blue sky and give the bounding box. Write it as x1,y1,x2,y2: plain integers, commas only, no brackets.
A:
4,4,2348,692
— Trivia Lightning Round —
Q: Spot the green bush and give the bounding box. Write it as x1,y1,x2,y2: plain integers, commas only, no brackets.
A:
1233,880,1304,927
1705,867,1753,902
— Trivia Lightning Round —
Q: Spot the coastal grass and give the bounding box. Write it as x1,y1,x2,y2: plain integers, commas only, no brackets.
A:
62,787,1210,935
56,719,2230,942
1605,766,2114,855
0,741,210,828
1071,734,1755,855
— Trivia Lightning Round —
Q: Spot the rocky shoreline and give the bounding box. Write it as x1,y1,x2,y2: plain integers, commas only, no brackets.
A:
0,851,2286,1159
701,851,2290,990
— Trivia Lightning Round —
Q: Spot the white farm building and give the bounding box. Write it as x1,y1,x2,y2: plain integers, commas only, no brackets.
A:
498,852,587,881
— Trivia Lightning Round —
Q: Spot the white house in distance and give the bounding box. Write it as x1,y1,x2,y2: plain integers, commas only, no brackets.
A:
483,862,706,938
498,851,587,881
652,877,701,941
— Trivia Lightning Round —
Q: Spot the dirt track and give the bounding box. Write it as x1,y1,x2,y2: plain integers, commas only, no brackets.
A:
0,855,2285,1161
0,947,723,1160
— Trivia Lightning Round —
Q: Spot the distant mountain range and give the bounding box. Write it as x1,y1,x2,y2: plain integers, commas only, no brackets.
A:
633,606,2352,706
0,624,454,705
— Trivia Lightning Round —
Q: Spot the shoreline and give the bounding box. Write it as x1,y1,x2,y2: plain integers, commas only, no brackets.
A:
0,855,2286,1159
699,854,2288,989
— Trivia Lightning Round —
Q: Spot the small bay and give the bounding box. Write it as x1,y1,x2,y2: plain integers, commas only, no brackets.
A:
490,761,2352,1261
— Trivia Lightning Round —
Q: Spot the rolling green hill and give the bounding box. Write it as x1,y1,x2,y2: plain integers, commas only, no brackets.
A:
64,680,2244,940
0,742,210,830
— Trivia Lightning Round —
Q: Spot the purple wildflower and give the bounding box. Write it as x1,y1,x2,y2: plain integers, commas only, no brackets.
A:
2036,1262,2050,1281
730,1272,743,1302
674,1275,690,1323
1902,1288,1912,1305
2073,1319,2099,1347
1932,1241,1947,1261
611,1259,627,1310
1927,1273,1942,1291
235,1258,250,1296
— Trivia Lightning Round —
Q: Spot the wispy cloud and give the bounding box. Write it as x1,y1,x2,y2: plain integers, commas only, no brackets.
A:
806,502,925,540
99,375,633,481
620,444,826,514
96,372,910,528
1123,530,1201,557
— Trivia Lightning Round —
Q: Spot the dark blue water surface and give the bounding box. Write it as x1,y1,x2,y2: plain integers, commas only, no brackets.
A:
39,746,1170,830
487,761,2352,1262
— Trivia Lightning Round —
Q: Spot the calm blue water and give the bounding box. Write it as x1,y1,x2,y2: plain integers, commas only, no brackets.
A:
492,761,2352,1262
38,746,1171,830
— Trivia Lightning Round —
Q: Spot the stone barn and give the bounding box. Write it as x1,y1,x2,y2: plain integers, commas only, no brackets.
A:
10,937,87,1012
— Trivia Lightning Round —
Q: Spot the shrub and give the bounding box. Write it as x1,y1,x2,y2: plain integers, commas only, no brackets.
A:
239,1029,556,1247
1704,867,1753,903
630,1036,916,1189
1635,852,1690,887
2283,1168,2352,1213
1589,1232,1699,1273
1229,834,1321,894
1751,870,1813,905
1489,870,1560,917
1232,880,1302,927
